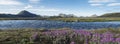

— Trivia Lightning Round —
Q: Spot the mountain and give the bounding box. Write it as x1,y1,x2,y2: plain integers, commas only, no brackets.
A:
17,10,39,17
100,12,120,17
0,10,40,18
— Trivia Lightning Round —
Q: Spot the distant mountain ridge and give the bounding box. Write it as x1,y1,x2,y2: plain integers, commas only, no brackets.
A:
1,11,120,18
100,12,120,17
0,10,40,18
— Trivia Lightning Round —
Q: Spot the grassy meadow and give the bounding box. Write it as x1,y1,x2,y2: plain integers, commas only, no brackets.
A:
0,28,120,44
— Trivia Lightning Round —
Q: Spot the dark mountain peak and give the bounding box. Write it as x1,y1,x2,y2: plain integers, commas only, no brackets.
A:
17,10,38,17
21,10,29,13
22,10,28,12
18,10,32,15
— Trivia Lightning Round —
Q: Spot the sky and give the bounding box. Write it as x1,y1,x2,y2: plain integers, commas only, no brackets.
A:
0,0,120,16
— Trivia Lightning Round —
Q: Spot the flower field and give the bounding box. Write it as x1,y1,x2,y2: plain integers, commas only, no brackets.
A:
0,28,120,44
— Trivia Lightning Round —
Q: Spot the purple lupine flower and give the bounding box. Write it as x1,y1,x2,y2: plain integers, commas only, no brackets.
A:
102,31,114,38
70,41,75,44
75,30,92,36
101,37,115,42
115,38,120,42
93,33,102,38
85,39,89,44
91,33,102,41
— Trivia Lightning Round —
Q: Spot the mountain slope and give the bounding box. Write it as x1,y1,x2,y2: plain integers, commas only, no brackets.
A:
100,12,120,17
17,10,39,17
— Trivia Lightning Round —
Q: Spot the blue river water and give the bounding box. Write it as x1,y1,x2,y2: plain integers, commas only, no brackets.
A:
0,20,120,29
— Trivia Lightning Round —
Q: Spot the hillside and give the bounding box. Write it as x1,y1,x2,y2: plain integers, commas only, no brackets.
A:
100,12,120,17
0,14,16,18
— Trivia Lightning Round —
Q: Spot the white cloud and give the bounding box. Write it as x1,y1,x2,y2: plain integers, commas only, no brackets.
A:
107,3,120,6
24,5,33,9
0,0,23,5
28,9,60,12
89,0,117,3
29,0,40,3
39,6,45,8
6,8,59,12
90,3,103,6
40,9,59,11
89,0,120,7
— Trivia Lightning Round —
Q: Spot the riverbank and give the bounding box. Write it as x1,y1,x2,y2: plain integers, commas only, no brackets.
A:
1,17,120,22
0,28,120,44
47,17,120,22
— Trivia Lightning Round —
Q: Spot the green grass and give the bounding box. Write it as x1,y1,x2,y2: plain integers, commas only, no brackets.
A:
1,17,120,22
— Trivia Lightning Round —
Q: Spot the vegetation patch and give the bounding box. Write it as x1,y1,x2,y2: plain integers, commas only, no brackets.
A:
0,28,120,44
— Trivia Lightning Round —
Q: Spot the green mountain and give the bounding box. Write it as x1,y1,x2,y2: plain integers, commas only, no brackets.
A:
100,12,120,17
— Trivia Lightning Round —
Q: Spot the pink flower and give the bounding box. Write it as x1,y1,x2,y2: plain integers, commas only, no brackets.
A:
70,41,75,44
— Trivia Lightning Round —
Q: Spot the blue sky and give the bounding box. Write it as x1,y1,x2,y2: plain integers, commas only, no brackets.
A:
0,0,120,16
